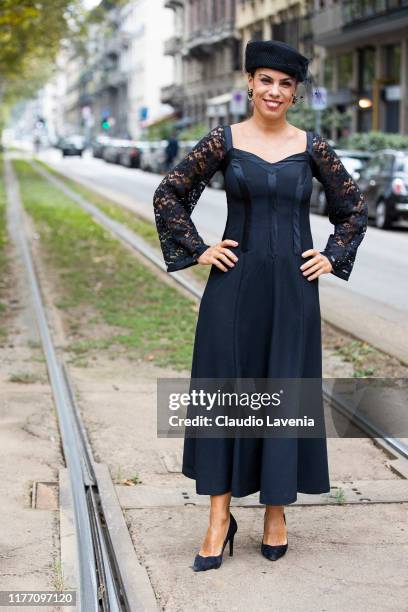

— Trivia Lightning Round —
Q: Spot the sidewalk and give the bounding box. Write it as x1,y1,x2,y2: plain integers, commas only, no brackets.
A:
70,357,408,612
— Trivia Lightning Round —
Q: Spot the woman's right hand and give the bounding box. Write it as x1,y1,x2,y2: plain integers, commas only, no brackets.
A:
197,239,239,272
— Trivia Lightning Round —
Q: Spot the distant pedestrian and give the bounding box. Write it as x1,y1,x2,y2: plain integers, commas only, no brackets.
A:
164,132,179,171
33,135,41,153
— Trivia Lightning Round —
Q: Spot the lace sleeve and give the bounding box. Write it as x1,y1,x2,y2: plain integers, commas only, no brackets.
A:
153,125,227,272
310,133,368,281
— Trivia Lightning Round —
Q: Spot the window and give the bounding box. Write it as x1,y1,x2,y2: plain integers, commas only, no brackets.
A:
324,56,334,89
362,155,381,178
379,154,394,175
212,0,217,22
219,0,225,20
358,46,375,92
232,39,242,71
385,43,401,83
338,52,353,90
394,156,408,174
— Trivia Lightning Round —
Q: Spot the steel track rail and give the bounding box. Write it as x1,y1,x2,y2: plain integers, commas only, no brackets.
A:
5,158,127,611
29,160,408,462
322,383,408,460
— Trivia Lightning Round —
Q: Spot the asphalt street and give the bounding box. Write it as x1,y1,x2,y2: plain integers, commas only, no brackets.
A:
37,148,408,363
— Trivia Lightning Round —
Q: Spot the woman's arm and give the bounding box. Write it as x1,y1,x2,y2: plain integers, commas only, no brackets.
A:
310,134,368,281
153,125,227,272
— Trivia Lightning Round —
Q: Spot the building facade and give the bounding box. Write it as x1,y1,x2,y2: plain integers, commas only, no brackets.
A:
313,0,408,134
235,0,316,122
52,0,175,139
237,0,314,61
163,0,242,127
163,0,316,128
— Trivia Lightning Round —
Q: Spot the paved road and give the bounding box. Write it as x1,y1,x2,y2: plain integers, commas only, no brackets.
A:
37,148,408,364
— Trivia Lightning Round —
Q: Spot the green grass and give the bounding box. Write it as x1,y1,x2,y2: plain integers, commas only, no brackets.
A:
13,159,200,370
9,372,46,384
0,155,10,341
323,487,346,505
34,159,212,285
335,340,377,377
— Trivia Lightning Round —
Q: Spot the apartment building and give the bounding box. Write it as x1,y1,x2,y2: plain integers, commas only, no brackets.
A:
237,0,314,61
313,0,408,134
58,0,174,139
163,0,316,127
163,0,241,127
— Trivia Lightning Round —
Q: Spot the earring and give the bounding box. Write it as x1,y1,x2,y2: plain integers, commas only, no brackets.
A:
247,88,253,101
292,94,298,105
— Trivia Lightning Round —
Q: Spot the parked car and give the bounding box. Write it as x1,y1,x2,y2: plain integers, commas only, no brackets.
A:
59,134,85,157
357,149,408,229
310,149,373,215
119,141,142,168
91,135,112,159
138,141,168,173
102,139,131,164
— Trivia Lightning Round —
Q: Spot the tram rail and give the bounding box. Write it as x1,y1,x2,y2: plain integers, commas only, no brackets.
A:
28,159,408,464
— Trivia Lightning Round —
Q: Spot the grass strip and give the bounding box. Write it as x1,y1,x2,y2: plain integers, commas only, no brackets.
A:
13,159,200,371
34,159,211,284
0,156,10,342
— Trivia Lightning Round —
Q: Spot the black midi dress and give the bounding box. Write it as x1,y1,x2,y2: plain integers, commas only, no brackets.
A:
153,124,368,505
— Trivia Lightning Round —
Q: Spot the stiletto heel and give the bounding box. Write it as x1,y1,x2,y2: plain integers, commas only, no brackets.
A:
261,511,288,562
229,534,234,556
193,512,238,571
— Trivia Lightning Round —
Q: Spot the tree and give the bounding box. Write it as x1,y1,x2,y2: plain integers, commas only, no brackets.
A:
0,0,128,132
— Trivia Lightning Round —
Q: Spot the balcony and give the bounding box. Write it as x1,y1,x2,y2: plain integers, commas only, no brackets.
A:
164,36,182,56
313,0,408,47
184,21,237,58
164,0,183,8
92,68,128,93
161,83,184,107
104,31,131,58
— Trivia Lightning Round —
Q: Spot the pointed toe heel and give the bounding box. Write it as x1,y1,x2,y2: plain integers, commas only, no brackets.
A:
261,512,288,562
192,512,238,572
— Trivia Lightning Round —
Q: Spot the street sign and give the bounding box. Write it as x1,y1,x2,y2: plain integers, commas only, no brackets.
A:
230,90,247,115
311,86,327,110
139,106,148,121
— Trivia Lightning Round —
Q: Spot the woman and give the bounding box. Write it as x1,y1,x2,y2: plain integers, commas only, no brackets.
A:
153,40,368,571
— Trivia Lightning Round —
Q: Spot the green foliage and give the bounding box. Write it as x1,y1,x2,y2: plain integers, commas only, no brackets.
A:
288,103,352,134
0,1,130,130
177,122,209,141
337,131,408,152
0,1,74,81
147,119,176,141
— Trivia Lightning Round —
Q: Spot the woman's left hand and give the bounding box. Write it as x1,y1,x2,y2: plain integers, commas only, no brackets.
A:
300,249,332,281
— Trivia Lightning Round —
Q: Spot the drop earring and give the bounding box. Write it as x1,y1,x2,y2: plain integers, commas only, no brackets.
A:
292,94,298,105
247,88,253,101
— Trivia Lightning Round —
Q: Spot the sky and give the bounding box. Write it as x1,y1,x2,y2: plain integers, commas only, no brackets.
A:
83,0,101,9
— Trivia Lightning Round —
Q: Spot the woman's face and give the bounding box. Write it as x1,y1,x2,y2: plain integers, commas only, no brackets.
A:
248,67,297,118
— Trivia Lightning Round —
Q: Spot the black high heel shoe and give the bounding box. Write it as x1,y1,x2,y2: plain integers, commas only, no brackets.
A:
192,512,238,572
261,511,288,561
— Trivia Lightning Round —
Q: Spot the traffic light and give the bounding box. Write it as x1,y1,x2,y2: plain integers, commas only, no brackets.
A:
101,117,111,130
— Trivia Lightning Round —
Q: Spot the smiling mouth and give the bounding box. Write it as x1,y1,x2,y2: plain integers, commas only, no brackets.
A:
263,100,283,108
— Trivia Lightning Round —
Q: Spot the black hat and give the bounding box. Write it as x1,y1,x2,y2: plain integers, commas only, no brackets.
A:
245,40,310,82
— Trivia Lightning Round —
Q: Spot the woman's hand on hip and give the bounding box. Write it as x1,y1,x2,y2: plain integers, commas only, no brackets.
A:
197,239,239,272
300,249,333,281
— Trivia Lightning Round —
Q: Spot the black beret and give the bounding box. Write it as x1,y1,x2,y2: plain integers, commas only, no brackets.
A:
245,40,310,82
